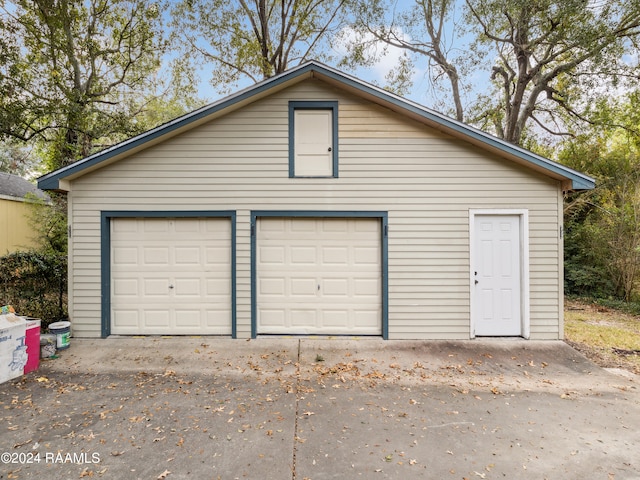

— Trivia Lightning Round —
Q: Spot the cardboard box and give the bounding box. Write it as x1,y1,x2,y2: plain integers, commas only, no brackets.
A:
0,314,27,384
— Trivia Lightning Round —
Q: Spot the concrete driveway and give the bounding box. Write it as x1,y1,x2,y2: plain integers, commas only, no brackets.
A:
1,338,639,479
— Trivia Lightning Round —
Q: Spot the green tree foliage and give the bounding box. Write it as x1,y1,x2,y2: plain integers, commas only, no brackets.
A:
467,0,640,144
170,0,350,95
0,0,168,170
561,92,640,301
346,0,640,146
26,193,68,256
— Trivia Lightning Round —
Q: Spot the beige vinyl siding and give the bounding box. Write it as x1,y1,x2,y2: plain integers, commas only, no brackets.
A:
67,79,562,339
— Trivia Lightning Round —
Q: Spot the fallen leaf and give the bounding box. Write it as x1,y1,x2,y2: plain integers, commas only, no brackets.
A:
157,470,171,479
13,439,32,448
35,376,49,383
79,468,93,478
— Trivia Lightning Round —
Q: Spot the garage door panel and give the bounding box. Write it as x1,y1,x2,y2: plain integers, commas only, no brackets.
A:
174,278,201,296
321,218,348,233
322,247,348,264
291,246,317,264
113,220,137,234
175,247,200,265
111,217,232,335
144,310,170,327
207,279,231,295
291,309,317,327
291,218,317,233
259,246,285,264
257,217,382,335
354,311,380,328
322,278,349,296
206,247,231,265
112,310,138,329
144,247,169,265
291,278,317,296
259,277,286,296
260,309,286,327
113,278,138,296
355,246,380,264
206,308,232,325
354,278,380,296
144,278,170,296
175,310,201,327
174,218,200,233
322,310,348,327
143,220,169,233
113,247,138,265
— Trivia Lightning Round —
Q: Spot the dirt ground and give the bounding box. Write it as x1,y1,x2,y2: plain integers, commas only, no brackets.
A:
564,299,640,375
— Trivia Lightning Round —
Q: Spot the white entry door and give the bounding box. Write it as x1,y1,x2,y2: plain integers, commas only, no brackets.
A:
472,214,523,336
256,217,382,335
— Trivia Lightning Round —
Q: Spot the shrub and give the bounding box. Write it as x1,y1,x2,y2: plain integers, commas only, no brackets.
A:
0,251,67,328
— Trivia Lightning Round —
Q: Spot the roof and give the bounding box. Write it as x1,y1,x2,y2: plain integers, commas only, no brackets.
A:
0,172,48,201
37,61,595,192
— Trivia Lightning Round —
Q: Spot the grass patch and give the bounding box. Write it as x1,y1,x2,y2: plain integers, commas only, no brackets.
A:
565,299,640,374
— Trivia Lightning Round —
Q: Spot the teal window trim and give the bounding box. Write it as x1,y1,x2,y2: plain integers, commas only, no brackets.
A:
100,211,237,338
288,101,339,178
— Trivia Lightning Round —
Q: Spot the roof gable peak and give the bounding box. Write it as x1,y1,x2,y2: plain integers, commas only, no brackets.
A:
37,61,594,192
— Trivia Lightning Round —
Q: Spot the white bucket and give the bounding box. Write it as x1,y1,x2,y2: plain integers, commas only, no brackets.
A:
49,321,71,350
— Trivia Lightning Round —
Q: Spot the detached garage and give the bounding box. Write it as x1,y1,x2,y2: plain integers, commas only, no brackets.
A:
37,61,594,340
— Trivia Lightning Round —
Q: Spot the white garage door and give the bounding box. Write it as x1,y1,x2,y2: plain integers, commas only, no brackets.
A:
111,217,232,335
257,217,382,335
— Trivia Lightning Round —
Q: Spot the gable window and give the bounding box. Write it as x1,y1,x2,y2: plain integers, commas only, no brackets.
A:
289,101,338,178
